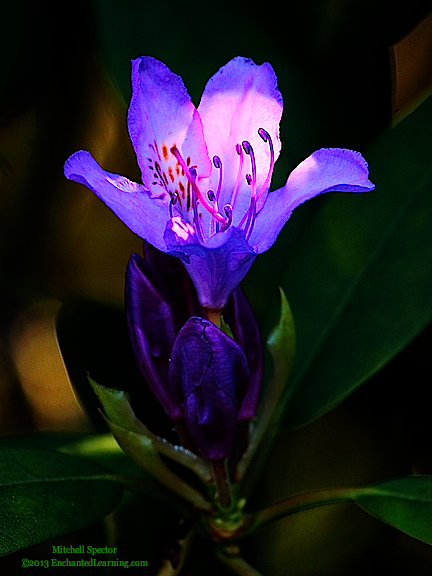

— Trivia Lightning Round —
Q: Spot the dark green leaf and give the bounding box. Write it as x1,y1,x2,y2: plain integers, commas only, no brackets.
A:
0,432,89,451
354,476,432,545
281,94,432,427
0,448,123,556
0,432,152,480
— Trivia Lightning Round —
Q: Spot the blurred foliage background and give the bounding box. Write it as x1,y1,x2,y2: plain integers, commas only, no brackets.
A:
2,0,432,574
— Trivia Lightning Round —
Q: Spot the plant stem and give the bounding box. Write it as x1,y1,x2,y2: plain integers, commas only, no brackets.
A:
211,460,233,510
244,486,361,536
205,308,222,328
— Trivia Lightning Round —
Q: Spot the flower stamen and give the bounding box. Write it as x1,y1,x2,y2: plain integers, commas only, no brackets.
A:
189,167,205,243
169,191,179,218
220,204,233,232
230,143,244,209
171,147,227,226
257,128,275,200
239,141,257,238
212,155,223,234
242,141,257,197
213,155,223,202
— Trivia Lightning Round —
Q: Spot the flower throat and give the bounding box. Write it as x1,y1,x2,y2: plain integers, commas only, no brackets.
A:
170,127,274,242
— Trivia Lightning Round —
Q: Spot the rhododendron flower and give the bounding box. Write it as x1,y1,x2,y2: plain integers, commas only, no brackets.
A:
64,56,374,310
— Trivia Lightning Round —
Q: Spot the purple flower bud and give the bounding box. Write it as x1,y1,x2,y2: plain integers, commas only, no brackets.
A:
169,317,250,461
139,241,202,324
125,252,182,420
224,288,263,421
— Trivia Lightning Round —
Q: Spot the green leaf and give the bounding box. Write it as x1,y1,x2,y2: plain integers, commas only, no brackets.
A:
102,418,211,511
89,377,144,433
281,93,432,427
266,287,297,393
89,378,212,484
353,476,432,546
0,448,123,556
0,432,90,451
245,475,432,547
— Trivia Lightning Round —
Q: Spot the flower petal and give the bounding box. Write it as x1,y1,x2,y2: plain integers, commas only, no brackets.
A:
198,57,283,217
251,148,375,253
64,150,169,252
128,56,211,201
164,220,256,309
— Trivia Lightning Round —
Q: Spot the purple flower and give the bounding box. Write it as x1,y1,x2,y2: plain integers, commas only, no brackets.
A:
64,56,374,310
126,246,263,461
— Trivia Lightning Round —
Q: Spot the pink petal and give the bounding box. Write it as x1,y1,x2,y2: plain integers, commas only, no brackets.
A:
251,148,375,253
127,56,211,202
197,57,283,217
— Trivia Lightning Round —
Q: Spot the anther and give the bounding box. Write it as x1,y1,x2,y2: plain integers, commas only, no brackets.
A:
258,127,269,142
257,127,275,200
220,204,233,232
239,141,257,237
242,141,257,195
213,155,223,203
242,141,253,155
169,192,178,218
207,190,215,202
213,155,222,169
224,204,233,225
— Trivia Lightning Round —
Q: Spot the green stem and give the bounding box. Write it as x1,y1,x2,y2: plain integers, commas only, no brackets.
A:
244,486,361,537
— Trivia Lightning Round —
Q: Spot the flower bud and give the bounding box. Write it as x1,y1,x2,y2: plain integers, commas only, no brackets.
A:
169,317,250,461
125,252,182,419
